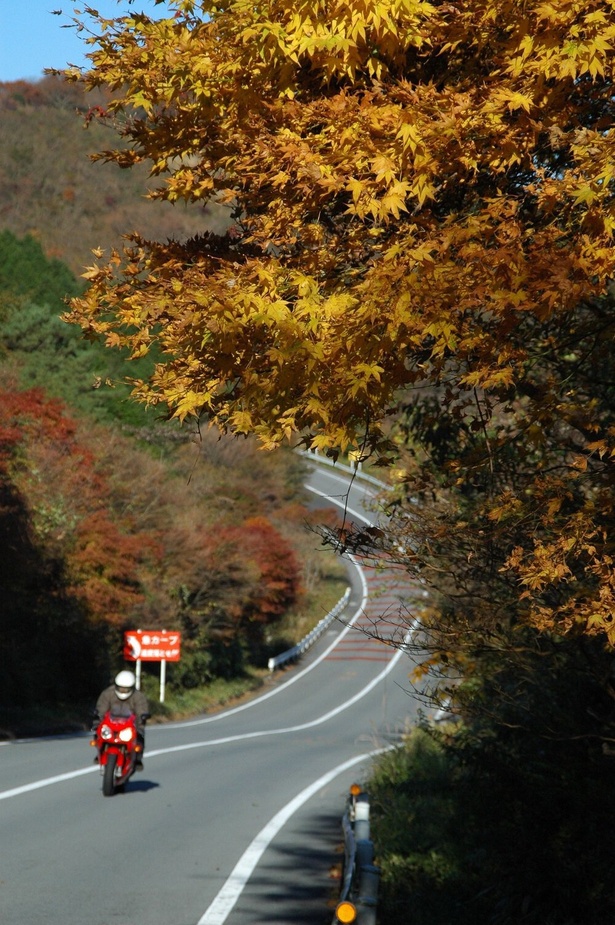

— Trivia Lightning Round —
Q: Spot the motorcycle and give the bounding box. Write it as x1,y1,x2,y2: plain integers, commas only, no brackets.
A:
90,710,148,796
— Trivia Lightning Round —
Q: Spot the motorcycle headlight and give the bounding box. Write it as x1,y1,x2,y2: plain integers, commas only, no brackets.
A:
118,727,134,742
100,725,113,740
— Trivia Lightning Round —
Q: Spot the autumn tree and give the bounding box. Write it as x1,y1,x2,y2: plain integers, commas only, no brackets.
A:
64,0,615,645
0,386,154,625
0,385,118,710
63,1,615,435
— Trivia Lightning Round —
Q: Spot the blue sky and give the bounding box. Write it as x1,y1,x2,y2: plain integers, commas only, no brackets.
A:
0,1,174,82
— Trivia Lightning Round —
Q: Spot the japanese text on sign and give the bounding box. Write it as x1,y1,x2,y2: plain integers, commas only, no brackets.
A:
124,630,181,662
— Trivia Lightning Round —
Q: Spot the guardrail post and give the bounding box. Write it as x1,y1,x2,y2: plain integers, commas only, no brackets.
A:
355,838,374,870
357,864,380,925
358,864,380,904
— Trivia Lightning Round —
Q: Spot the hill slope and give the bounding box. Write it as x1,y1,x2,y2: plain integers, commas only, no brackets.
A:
0,77,230,275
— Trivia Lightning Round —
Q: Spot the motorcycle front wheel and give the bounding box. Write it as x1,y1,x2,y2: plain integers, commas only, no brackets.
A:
102,752,118,797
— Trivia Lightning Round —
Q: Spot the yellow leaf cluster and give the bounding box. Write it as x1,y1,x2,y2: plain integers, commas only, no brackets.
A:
65,0,615,468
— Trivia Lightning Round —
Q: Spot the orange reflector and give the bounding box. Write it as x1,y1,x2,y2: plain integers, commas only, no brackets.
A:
90,740,96,747
336,900,357,923
349,783,362,797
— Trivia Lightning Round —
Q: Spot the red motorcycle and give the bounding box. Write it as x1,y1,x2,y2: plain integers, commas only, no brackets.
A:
90,710,147,796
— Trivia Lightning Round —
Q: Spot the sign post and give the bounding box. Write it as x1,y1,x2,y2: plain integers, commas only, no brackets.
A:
123,630,181,702
135,657,142,693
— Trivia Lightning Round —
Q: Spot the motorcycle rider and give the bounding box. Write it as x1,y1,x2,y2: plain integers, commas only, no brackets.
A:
94,670,149,770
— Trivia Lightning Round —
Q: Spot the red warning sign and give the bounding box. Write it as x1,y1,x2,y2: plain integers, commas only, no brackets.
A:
124,630,181,662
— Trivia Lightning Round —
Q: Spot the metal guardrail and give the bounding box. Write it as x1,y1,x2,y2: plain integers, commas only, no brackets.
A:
267,587,351,671
333,785,380,925
268,451,386,675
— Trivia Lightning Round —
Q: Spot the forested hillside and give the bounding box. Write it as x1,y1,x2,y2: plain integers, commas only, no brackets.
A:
0,230,343,736
0,77,230,275
0,77,349,737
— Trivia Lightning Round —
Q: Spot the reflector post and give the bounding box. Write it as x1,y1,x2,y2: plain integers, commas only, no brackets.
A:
335,900,357,923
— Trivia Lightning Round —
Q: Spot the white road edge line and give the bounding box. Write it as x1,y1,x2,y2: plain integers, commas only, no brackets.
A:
0,765,99,800
197,747,391,925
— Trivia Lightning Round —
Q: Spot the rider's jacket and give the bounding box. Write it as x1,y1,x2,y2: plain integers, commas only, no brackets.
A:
95,686,149,733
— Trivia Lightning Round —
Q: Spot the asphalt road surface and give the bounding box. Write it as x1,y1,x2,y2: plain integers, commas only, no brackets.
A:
0,458,426,925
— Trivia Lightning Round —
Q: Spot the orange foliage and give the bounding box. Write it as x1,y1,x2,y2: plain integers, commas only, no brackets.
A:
0,379,305,652
238,516,301,622
0,385,153,624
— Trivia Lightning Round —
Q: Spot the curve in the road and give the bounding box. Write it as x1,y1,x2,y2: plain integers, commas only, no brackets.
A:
0,620,416,803
160,552,369,729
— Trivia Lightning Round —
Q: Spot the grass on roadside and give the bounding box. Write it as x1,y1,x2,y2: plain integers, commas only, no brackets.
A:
266,569,350,654
366,725,477,925
140,669,269,722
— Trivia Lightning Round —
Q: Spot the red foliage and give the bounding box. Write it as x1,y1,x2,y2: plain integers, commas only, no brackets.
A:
0,386,77,444
0,383,304,657
84,104,108,125
192,516,301,642
240,516,301,622
68,512,158,625
0,385,158,625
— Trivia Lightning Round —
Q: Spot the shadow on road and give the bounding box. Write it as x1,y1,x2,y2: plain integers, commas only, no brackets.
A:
124,778,161,794
235,808,343,924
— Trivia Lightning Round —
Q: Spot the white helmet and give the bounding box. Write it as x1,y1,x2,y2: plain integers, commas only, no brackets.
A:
114,670,136,700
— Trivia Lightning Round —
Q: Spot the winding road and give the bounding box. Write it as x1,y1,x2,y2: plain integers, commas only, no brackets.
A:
0,460,424,925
